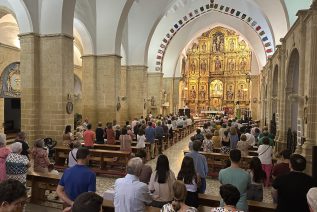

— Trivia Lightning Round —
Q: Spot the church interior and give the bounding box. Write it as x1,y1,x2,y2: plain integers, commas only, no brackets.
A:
0,0,317,211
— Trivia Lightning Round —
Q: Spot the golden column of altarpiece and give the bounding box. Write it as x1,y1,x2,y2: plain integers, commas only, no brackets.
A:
180,26,252,116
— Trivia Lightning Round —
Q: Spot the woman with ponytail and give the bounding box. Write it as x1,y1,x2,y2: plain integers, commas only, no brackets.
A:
161,180,198,212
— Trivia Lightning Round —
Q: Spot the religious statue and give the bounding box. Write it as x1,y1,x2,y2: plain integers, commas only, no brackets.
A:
228,59,235,72
226,85,234,100
237,84,244,100
240,40,246,50
200,86,206,99
229,38,235,51
202,42,207,51
150,96,156,106
200,60,207,75
190,86,196,99
220,42,224,52
213,42,217,52
215,57,222,71
162,90,168,104
240,58,247,71
191,61,196,75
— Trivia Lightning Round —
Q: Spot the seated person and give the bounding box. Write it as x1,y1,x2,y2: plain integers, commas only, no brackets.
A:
0,179,27,212
211,184,243,212
114,158,152,212
161,180,198,212
64,192,103,212
272,149,291,179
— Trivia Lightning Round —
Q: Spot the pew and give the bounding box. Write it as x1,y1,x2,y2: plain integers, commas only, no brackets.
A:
102,194,275,212
27,170,60,204
198,194,276,212
54,146,130,176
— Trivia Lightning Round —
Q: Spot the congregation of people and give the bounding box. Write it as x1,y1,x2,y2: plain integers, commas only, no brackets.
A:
0,114,317,212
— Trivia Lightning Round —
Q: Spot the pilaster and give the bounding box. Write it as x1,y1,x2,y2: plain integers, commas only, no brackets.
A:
82,55,97,126
147,72,163,116
126,65,147,119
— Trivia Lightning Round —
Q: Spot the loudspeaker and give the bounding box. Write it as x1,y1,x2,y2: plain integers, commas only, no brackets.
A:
313,146,317,179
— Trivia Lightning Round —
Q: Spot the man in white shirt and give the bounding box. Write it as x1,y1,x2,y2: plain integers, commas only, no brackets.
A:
114,158,152,212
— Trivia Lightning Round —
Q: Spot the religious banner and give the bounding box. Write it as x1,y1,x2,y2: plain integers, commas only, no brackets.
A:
0,62,21,98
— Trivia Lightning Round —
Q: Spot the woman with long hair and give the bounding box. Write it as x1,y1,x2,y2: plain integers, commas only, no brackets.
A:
149,154,176,208
119,127,132,153
220,130,231,154
63,125,74,147
229,127,239,150
247,157,266,201
177,156,200,207
161,181,198,212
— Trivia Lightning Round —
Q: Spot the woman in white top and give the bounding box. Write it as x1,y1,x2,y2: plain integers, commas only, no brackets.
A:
149,154,176,208
68,141,81,167
177,156,200,208
257,137,273,187
136,128,146,149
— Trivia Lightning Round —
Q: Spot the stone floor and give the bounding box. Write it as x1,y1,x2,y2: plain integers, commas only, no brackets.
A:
26,133,273,211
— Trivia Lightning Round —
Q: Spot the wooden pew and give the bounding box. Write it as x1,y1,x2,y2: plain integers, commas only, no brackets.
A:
198,194,276,212
26,170,60,204
54,146,130,176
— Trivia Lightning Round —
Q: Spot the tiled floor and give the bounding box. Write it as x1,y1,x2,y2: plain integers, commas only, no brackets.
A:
26,133,273,211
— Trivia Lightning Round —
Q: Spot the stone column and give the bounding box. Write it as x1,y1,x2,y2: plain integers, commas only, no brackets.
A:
95,55,121,125
302,9,317,175
276,40,287,152
38,34,74,142
295,11,308,154
147,72,163,116
118,66,128,125
82,55,97,126
19,34,40,143
250,75,260,120
126,65,147,119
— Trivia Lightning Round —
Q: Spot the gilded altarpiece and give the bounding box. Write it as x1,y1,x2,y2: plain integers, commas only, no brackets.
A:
181,26,252,115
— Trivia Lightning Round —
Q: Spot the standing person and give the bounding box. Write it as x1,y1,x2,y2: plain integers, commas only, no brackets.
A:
220,130,231,154
83,124,95,148
114,158,152,212
247,157,266,201
68,141,81,167
0,133,10,182
105,123,115,145
219,149,251,212
257,137,273,187
145,122,156,159
211,130,221,149
95,122,104,144
135,150,152,184
32,139,51,173
115,125,121,140
272,149,291,179
185,140,208,194
6,142,30,184
149,154,176,208
63,125,74,147
218,124,227,138
177,156,200,207
14,132,30,159
229,127,239,150
57,148,96,207
211,184,243,212
136,128,146,150
161,181,198,212
194,129,204,142
272,154,317,212
155,121,164,154
202,133,213,152
237,134,250,157
119,127,132,153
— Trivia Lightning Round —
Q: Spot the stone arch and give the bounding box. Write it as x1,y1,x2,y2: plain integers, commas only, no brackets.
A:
40,0,76,36
272,64,278,114
73,18,94,55
286,48,300,131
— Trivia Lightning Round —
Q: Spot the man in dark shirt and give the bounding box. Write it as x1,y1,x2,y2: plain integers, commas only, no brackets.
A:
15,132,30,159
272,149,291,179
154,121,164,154
95,122,104,144
272,154,317,212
